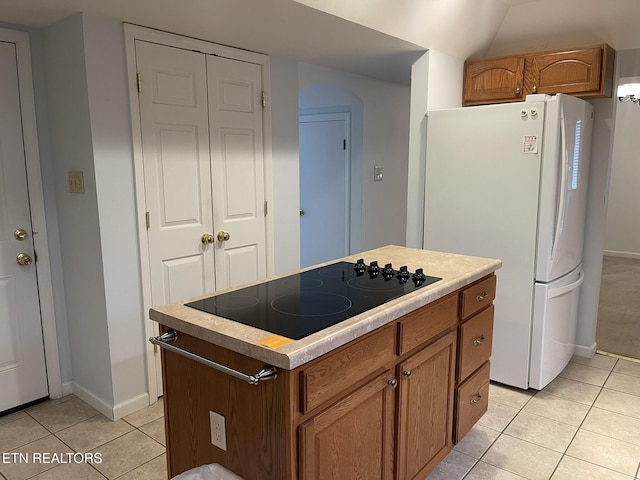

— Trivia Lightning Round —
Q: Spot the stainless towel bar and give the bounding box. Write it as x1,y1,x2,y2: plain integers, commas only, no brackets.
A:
149,330,278,385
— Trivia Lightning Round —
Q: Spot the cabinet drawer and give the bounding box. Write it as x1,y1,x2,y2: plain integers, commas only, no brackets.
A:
398,293,457,355
454,361,490,443
300,325,396,413
460,275,496,319
457,305,494,381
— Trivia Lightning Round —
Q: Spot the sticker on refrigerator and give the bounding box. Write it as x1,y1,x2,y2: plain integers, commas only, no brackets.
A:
522,135,538,154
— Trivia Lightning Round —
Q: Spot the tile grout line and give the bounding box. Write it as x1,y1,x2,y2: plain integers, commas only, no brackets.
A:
111,452,166,480
548,358,620,479
460,385,538,479
467,360,623,480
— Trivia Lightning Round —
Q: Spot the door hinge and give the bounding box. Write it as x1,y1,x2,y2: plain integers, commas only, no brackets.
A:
343,139,347,150
261,91,266,108
145,211,150,229
136,73,142,93
264,201,268,216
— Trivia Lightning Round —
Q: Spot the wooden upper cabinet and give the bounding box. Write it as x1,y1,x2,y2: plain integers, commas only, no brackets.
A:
463,55,525,105
463,44,615,106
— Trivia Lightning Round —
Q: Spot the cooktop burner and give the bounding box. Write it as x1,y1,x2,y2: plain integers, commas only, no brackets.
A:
185,260,441,340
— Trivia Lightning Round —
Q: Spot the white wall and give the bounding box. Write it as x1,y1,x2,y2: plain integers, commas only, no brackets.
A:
604,73,640,258
42,13,148,417
406,50,464,248
82,13,147,410
298,62,411,251
269,57,301,275
43,14,115,405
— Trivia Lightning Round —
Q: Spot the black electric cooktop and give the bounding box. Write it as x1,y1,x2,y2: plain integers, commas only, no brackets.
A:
185,260,441,340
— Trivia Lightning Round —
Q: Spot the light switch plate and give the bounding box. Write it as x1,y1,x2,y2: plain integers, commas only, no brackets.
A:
68,171,85,194
374,165,383,182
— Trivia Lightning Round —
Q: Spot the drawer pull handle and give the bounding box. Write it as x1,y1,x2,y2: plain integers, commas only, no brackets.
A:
470,394,482,405
476,292,489,301
388,379,398,389
473,335,486,346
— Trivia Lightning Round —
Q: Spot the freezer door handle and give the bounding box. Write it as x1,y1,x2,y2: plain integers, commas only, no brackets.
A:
548,270,584,299
551,106,568,261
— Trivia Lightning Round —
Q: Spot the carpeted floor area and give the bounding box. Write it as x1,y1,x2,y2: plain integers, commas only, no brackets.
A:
596,255,640,360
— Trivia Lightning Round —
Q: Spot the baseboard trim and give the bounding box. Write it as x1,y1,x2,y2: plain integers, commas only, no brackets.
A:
71,382,115,420
113,393,150,421
61,381,74,398
70,383,151,421
603,250,640,259
574,342,598,358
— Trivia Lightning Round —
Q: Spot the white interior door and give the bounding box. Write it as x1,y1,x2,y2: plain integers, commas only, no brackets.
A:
136,40,215,396
0,41,48,412
299,113,350,268
136,41,268,396
207,55,267,290
137,40,215,306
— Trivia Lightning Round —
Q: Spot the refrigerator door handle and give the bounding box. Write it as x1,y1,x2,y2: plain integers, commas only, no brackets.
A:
548,269,584,299
551,107,568,260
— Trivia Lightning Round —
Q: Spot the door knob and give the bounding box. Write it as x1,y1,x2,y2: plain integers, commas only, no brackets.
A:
201,233,214,244
14,228,29,241
217,231,230,242
17,253,33,266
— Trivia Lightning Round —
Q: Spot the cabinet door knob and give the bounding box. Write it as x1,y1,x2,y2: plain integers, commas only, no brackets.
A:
473,335,486,346
532,85,538,93
14,228,29,241
17,252,33,266
201,233,214,244
387,379,398,389
217,231,231,242
470,394,482,405
515,87,521,95
403,370,412,378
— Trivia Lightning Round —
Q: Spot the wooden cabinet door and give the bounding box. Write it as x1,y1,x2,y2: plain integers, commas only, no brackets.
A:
396,331,456,480
298,370,395,480
463,56,524,106
524,46,602,96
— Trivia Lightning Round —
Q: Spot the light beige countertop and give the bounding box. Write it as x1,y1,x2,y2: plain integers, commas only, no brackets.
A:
149,245,501,369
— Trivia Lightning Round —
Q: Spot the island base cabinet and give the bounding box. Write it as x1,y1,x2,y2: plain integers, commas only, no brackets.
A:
160,330,291,480
157,273,496,480
396,331,456,480
298,370,396,480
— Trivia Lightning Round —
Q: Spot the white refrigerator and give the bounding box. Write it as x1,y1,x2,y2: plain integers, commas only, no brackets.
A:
423,94,592,390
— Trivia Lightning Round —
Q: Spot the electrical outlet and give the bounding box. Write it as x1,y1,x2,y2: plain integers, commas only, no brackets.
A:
209,411,227,451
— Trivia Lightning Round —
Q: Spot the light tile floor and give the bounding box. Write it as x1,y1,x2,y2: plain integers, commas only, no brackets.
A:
0,396,166,479
428,353,640,480
2,353,639,479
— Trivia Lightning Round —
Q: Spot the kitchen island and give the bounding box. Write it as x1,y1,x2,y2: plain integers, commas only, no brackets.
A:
150,245,501,480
